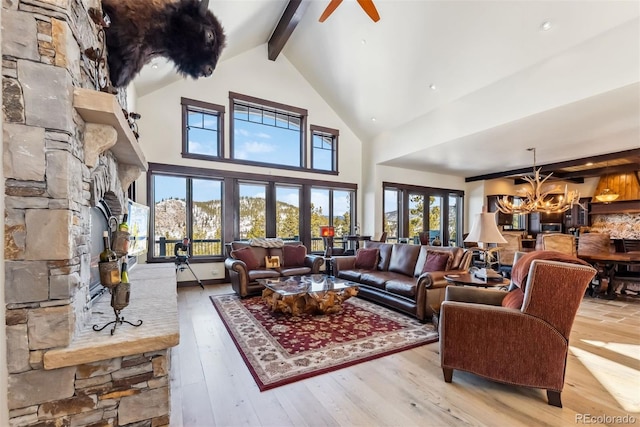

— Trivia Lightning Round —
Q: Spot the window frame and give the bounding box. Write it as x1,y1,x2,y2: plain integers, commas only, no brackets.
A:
147,163,357,263
229,92,308,170
181,97,225,160
382,182,464,246
310,124,339,174
148,171,225,262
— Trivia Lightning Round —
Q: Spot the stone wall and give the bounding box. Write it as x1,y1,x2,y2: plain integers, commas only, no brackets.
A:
590,213,640,239
3,1,168,426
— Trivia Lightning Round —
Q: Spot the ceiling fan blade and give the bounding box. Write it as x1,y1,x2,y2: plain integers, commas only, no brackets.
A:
319,0,343,22
357,0,380,22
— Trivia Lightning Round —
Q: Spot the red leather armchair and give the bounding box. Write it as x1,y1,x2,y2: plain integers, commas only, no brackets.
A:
439,259,596,407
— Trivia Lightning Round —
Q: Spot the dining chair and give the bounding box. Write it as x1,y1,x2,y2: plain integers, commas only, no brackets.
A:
540,233,577,256
497,232,523,278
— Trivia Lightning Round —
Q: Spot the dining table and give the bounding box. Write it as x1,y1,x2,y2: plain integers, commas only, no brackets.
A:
577,251,640,299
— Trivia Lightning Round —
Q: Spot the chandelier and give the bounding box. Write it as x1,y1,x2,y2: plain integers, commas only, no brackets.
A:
594,162,619,203
497,148,581,214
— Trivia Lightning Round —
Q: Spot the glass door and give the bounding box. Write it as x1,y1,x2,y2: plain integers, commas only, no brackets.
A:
429,195,443,245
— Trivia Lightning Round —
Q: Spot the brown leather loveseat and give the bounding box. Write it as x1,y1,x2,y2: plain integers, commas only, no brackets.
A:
331,241,473,323
225,240,324,297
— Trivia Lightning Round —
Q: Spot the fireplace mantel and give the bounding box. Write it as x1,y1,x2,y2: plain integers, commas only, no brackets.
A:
74,88,148,171
43,264,178,369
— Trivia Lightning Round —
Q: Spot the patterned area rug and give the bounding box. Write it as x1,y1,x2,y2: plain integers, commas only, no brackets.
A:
210,294,438,391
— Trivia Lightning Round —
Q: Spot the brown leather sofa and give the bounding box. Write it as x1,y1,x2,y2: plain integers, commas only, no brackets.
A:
224,241,324,297
331,241,473,323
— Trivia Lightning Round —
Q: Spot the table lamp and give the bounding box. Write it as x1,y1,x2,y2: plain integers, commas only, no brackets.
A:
464,210,507,279
320,226,335,257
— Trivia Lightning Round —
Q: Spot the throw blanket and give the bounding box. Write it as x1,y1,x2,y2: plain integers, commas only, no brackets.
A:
249,238,285,248
512,250,592,290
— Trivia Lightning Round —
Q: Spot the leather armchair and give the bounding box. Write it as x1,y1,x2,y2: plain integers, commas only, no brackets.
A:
439,260,596,407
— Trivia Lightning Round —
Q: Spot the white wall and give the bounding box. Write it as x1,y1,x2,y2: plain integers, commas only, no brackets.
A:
135,44,364,281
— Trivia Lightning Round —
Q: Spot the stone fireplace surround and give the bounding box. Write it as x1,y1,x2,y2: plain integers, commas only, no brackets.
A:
3,1,177,425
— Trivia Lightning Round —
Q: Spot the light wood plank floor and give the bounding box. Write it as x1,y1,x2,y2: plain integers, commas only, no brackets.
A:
170,284,640,427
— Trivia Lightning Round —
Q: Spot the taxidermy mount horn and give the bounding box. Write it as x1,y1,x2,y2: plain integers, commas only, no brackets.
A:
101,0,226,88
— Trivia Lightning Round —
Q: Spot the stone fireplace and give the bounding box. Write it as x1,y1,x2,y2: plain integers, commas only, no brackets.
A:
3,1,176,425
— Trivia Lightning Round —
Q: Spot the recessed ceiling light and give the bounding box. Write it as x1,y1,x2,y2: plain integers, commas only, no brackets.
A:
151,63,159,69
371,117,377,122
361,39,367,45
586,162,594,166
429,84,437,91
540,21,552,31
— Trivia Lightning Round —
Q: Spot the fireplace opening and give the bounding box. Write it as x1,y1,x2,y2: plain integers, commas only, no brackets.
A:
89,199,113,304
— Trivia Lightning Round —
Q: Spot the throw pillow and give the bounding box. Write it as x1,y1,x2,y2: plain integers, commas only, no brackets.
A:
355,248,379,270
231,247,259,270
501,288,525,309
282,245,307,267
422,250,453,273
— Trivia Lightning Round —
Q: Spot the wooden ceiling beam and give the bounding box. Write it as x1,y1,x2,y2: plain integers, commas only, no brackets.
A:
268,0,310,61
466,148,640,182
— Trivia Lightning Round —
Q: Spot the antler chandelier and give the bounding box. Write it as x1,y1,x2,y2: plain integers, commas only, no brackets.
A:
497,148,581,214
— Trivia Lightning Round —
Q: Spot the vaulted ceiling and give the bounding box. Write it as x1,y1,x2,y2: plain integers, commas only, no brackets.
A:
133,0,640,180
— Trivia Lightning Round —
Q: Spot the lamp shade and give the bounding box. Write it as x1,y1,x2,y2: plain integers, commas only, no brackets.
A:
320,226,335,237
464,212,507,245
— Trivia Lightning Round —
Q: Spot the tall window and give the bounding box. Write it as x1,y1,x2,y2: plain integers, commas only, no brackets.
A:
276,185,301,240
181,98,224,159
409,193,425,239
310,188,330,253
310,188,355,252
192,179,223,256
230,92,307,168
429,196,443,244
448,195,460,245
148,164,356,261
151,174,223,259
332,190,352,239
384,189,399,242
311,125,338,172
238,182,267,239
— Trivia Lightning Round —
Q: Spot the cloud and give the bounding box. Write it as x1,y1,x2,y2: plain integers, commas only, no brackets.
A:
188,140,216,155
235,140,276,160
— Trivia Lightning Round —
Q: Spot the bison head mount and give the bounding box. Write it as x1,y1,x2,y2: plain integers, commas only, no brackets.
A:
102,0,226,88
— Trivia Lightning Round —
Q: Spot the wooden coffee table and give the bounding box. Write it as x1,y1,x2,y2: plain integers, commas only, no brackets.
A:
260,275,358,315
444,273,509,288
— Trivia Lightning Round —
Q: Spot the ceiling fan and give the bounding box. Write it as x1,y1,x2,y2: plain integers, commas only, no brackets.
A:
319,0,380,22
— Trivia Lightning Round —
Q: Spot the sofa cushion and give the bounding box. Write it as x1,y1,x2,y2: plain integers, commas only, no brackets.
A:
231,247,260,270
248,269,280,280
280,266,311,276
502,288,524,309
337,269,364,282
388,244,421,276
422,250,453,273
355,248,379,270
359,271,389,290
282,244,307,267
385,278,417,298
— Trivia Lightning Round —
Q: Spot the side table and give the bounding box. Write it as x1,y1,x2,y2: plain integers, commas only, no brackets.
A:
444,273,509,288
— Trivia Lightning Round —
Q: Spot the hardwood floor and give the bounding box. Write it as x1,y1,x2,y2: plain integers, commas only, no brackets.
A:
170,285,640,427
